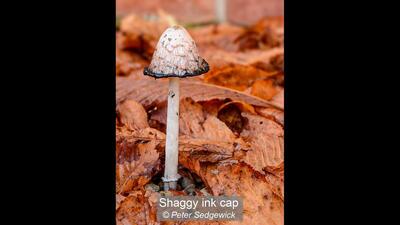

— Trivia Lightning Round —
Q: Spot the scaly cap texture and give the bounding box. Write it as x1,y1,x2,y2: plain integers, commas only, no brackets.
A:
143,25,209,78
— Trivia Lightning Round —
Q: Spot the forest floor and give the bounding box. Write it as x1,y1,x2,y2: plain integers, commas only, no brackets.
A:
115,12,284,225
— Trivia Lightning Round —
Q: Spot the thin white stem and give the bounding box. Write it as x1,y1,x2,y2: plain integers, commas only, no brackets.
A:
163,77,181,190
215,0,227,23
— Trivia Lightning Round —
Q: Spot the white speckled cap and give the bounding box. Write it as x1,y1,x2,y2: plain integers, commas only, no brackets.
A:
143,25,209,78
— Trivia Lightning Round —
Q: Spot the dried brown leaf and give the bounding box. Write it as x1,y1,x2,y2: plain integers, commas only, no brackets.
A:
203,47,283,72
179,157,283,225
269,53,284,72
240,112,284,171
179,98,238,142
117,100,149,130
255,106,284,126
270,89,284,109
116,128,165,194
116,77,281,110
189,24,244,53
263,162,284,199
116,190,158,225
116,49,149,77
250,79,281,101
119,14,169,54
214,100,257,135
234,17,284,51
204,65,278,91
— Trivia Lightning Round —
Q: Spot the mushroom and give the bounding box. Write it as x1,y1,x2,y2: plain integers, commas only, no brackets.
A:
143,25,209,190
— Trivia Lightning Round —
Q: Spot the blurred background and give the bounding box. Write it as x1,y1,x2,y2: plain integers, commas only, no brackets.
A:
116,0,283,25
116,0,284,108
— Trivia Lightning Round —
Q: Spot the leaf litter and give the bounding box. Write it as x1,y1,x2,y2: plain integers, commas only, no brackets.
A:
115,12,284,225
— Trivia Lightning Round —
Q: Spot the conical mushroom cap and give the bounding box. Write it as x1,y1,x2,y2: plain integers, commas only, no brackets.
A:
143,25,209,78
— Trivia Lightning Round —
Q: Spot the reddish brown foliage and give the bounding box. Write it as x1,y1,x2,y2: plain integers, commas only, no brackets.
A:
115,13,284,225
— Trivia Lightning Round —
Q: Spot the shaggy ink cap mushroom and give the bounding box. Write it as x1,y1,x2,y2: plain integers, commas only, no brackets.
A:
143,25,209,78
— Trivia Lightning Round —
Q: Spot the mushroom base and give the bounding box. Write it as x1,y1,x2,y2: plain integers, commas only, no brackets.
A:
163,181,178,191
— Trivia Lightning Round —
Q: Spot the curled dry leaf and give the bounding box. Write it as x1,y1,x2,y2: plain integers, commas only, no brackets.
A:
116,194,126,211
218,100,255,114
255,106,284,126
263,162,284,200
216,101,254,134
151,97,251,164
117,100,149,130
270,89,284,109
199,99,226,116
116,49,149,77
116,77,281,110
203,47,283,72
240,112,284,172
250,79,282,101
179,156,283,225
269,53,284,72
234,17,284,51
178,137,247,162
116,57,138,77
179,98,238,143
116,127,165,194
204,65,278,91
119,14,169,54
190,23,245,53
116,190,158,225
166,98,252,161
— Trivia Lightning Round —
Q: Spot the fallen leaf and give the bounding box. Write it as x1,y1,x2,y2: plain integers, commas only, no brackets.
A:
203,47,283,72
116,127,165,194
204,65,278,91
116,49,149,77
116,77,282,110
199,99,226,116
234,17,284,51
117,100,149,130
116,190,156,225
119,14,169,55
190,23,244,53
179,98,237,142
255,106,284,126
217,102,247,134
116,194,126,211
263,162,284,199
179,157,283,225
270,89,284,109
218,100,255,114
269,53,284,72
240,112,284,171
250,79,281,101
